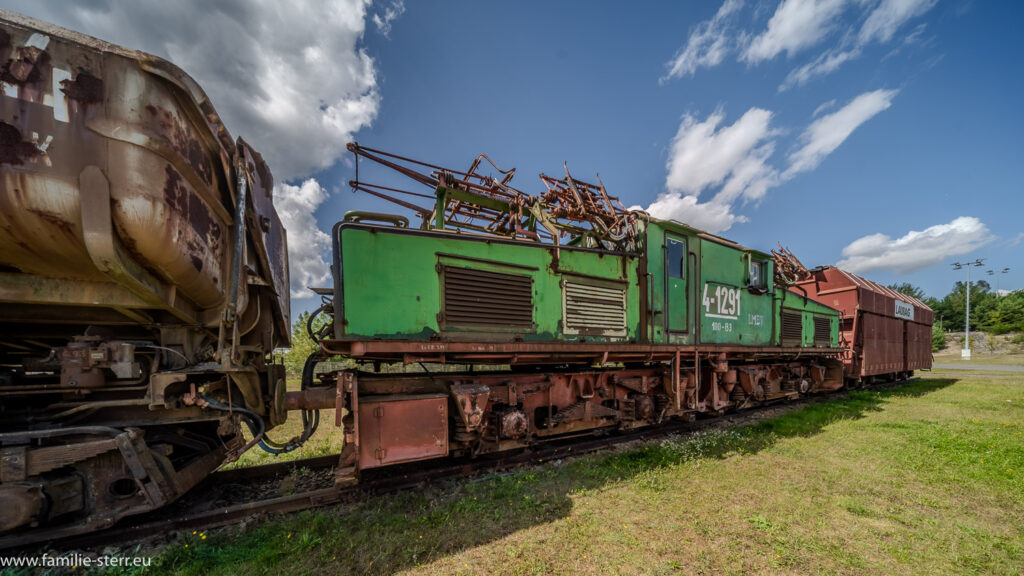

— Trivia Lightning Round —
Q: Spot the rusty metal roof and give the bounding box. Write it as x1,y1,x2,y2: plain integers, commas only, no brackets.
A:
830,267,932,310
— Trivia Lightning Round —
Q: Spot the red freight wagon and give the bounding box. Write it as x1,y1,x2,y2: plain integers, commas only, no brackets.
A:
793,267,934,384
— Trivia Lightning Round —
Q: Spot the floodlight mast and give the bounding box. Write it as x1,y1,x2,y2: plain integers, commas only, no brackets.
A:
952,258,985,360
987,267,1010,297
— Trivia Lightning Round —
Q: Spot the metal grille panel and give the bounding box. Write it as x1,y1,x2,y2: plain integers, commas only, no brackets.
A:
442,267,533,327
781,311,802,344
563,282,626,335
813,316,831,345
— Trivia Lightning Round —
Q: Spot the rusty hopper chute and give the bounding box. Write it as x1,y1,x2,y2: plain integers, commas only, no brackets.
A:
346,143,645,252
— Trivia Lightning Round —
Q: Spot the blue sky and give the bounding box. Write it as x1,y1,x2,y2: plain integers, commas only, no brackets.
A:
8,0,1022,317
333,0,1022,306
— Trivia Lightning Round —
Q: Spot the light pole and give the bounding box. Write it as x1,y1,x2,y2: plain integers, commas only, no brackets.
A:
952,258,985,360
987,267,1010,297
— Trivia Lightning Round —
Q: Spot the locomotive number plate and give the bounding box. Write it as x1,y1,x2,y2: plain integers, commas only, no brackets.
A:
702,283,741,320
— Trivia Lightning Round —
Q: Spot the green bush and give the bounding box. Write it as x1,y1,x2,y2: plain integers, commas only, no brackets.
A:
282,310,330,377
931,324,946,352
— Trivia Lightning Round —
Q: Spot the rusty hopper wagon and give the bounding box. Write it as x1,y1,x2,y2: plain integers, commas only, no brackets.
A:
0,10,307,544
0,9,930,549
792,267,934,384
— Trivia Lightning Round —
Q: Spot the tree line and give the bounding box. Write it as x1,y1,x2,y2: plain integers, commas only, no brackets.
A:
888,281,1024,334
889,281,1023,352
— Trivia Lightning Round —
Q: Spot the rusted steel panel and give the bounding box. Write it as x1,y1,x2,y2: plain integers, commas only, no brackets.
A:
0,9,289,354
860,314,905,376
0,17,228,308
905,321,932,371
239,140,290,338
358,394,448,469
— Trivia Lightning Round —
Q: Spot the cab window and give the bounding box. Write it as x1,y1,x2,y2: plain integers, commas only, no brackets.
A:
749,260,763,288
667,238,685,278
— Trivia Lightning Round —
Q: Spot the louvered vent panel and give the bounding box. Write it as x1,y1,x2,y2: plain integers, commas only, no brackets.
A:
563,282,626,335
813,316,831,345
442,267,533,327
781,311,802,344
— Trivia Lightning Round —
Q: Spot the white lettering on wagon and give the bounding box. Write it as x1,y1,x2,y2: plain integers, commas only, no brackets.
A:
894,300,914,321
1,34,71,123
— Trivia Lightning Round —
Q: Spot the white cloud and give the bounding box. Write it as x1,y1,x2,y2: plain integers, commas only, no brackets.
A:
780,48,860,91
742,0,848,63
902,22,929,46
274,179,332,296
661,0,743,81
372,0,405,38
780,0,937,87
837,217,994,273
662,0,937,84
6,0,391,299
812,98,838,117
648,107,778,233
665,107,777,197
785,88,897,178
646,193,748,233
715,141,778,205
648,89,895,233
859,0,937,45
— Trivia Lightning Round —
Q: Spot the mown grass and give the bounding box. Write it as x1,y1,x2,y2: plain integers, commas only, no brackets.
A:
106,375,1023,575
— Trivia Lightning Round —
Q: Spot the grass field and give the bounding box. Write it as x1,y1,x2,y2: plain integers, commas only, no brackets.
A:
116,374,1024,575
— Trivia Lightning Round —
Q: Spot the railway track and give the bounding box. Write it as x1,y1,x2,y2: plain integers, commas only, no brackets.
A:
4,381,912,554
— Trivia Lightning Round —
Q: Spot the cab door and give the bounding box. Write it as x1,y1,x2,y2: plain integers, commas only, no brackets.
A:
665,235,687,333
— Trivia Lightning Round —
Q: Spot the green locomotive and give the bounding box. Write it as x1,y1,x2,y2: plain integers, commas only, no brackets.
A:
332,210,838,349
306,145,844,481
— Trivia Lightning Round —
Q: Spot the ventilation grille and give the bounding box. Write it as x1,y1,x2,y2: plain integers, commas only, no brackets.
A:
563,282,627,335
813,316,831,346
442,266,533,327
781,311,802,344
